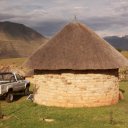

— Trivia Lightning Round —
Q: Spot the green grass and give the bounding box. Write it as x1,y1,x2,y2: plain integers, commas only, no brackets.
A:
1,81,128,128
121,51,128,58
0,58,27,67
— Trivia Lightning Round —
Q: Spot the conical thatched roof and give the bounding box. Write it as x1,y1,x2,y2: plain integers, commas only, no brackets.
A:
24,22,128,70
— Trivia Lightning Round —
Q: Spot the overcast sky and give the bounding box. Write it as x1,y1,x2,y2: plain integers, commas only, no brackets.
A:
0,0,128,37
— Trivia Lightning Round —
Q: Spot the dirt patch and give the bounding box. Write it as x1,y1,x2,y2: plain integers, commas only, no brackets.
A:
0,115,12,120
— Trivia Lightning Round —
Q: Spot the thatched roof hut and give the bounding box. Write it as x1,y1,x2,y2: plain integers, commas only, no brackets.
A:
24,22,128,107
25,22,128,70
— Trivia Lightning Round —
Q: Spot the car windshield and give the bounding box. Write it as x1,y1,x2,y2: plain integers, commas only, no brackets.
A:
16,74,24,80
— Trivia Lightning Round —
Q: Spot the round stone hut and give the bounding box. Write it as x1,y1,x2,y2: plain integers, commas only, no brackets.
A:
24,22,128,107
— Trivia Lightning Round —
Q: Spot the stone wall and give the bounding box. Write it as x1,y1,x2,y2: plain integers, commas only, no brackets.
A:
119,68,128,81
33,70,119,107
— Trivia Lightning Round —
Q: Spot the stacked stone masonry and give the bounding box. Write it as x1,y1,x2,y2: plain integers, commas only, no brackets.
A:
33,70,119,107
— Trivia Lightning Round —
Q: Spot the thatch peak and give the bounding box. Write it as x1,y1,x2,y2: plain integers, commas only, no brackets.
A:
24,22,128,70
58,22,93,34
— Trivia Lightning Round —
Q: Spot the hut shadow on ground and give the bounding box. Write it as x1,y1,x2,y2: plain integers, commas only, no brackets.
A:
13,91,33,101
0,91,33,102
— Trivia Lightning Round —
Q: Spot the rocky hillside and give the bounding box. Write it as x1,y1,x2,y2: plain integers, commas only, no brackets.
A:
0,21,47,58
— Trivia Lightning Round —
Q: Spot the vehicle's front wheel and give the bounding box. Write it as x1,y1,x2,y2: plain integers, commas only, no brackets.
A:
24,86,30,96
5,92,14,103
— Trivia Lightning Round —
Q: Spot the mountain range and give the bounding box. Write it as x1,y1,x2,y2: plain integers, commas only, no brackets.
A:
104,35,128,51
0,21,47,59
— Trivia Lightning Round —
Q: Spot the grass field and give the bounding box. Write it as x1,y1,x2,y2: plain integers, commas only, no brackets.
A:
0,81,128,128
121,51,128,58
0,58,26,67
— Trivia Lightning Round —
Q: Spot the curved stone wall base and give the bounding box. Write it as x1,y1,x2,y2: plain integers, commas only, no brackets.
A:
33,70,119,107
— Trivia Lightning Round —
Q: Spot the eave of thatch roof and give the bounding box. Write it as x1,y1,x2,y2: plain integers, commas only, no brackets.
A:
23,22,128,70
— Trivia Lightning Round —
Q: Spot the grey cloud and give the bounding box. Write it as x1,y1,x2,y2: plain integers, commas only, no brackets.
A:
0,0,127,37
31,12,128,37
85,15,128,31
0,13,16,20
33,20,68,36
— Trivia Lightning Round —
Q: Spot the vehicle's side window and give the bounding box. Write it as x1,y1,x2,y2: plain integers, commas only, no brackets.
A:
10,76,16,83
0,74,17,82
3,74,16,82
